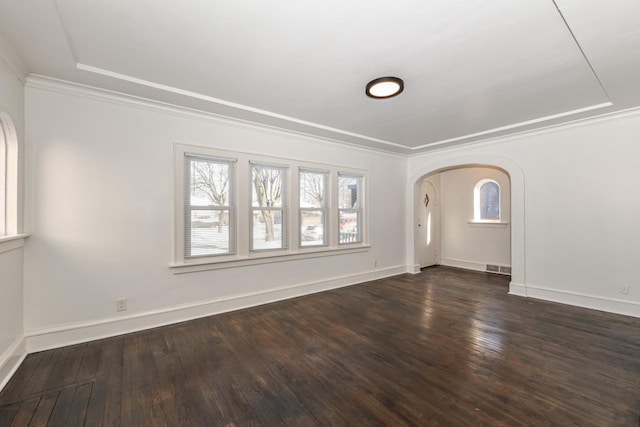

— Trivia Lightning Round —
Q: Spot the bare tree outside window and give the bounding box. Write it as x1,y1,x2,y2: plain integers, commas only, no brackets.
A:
300,170,327,246
252,165,286,249
187,157,234,257
191,160,230,232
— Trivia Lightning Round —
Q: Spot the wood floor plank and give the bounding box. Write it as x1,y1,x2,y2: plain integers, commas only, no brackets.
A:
26,392,58,427
1,267,638,426
8,397,40,426
45,387,75,426
0,402,20,426
65,383,92,427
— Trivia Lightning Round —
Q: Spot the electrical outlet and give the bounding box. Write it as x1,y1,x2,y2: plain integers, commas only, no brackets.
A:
116,297,127,312
619,285,630,295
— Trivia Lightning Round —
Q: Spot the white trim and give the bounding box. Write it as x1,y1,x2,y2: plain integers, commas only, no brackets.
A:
468,221,509,227
440,258,486,272
0,233,28,254
407,263,421,274
171,245,370,273
25,265,406,352
23,74,640,157
508,281,528,297
76,63,408,151
410,105,640,158
519,284,640,318
410,102,612,150
0,336,27,392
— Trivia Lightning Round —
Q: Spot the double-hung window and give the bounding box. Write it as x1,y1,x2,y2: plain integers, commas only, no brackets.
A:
251,163,287,251
185,155,235,257
299,169,328,247
174,144,368,270
338,173,363,244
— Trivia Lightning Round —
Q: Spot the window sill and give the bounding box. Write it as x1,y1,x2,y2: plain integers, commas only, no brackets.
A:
468,221,509,228
170,244,370,274
0,233,30,255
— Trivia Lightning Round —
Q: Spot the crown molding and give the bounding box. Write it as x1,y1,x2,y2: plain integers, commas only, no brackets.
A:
24,74,640,160
25,74,409,159
410,104,640,159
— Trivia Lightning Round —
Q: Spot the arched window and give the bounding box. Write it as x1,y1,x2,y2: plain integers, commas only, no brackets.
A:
0,113,18,236
474,179,500,222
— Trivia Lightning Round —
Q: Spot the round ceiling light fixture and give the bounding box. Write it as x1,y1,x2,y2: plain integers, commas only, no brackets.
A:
365,76,404,99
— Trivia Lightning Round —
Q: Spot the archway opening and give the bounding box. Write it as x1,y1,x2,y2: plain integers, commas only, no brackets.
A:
409,155,525,295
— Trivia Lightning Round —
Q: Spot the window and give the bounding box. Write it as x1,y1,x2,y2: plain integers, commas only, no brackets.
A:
299,169,328,247
0,113,18,237
338,173,363,244
0,119,6,236
185,155,235,257
173,144,368,270
251,163,287,251
474,179,500,222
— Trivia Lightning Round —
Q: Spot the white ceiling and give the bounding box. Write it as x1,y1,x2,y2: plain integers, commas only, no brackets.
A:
0,0,639,154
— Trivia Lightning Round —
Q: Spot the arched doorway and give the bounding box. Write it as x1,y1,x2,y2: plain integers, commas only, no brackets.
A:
408,154,526,295
417,166,511,272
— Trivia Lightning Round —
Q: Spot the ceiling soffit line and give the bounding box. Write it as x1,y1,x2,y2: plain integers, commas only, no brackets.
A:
409,101,612,151
77,63,612,154
551,0,612,104
52,0,79,64
75,63,408,151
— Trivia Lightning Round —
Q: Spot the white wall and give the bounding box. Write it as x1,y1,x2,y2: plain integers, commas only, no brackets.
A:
438,166,511,271
23,79,408,350
0,43,27,389
408,110,640,317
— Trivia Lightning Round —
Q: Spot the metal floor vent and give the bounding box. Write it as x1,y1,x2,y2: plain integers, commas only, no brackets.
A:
486,264,511,275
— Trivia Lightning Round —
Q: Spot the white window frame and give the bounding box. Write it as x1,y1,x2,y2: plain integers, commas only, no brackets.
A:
250,162,288,252
338,173,364,245
172,143,369,273
473,178,501,223
299,168,329,248
184,154,236,258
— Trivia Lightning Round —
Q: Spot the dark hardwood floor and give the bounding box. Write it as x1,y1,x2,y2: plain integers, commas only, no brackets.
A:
1,266,639,426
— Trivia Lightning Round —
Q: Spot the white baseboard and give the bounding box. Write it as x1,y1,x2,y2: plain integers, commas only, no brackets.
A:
523,284,640,318
25,265,407,352
508,281,527,297
408,264,421,274
440,258,486,272
0,336,27,392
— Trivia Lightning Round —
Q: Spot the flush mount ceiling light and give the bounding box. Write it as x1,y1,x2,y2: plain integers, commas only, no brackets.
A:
365,76,404,99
